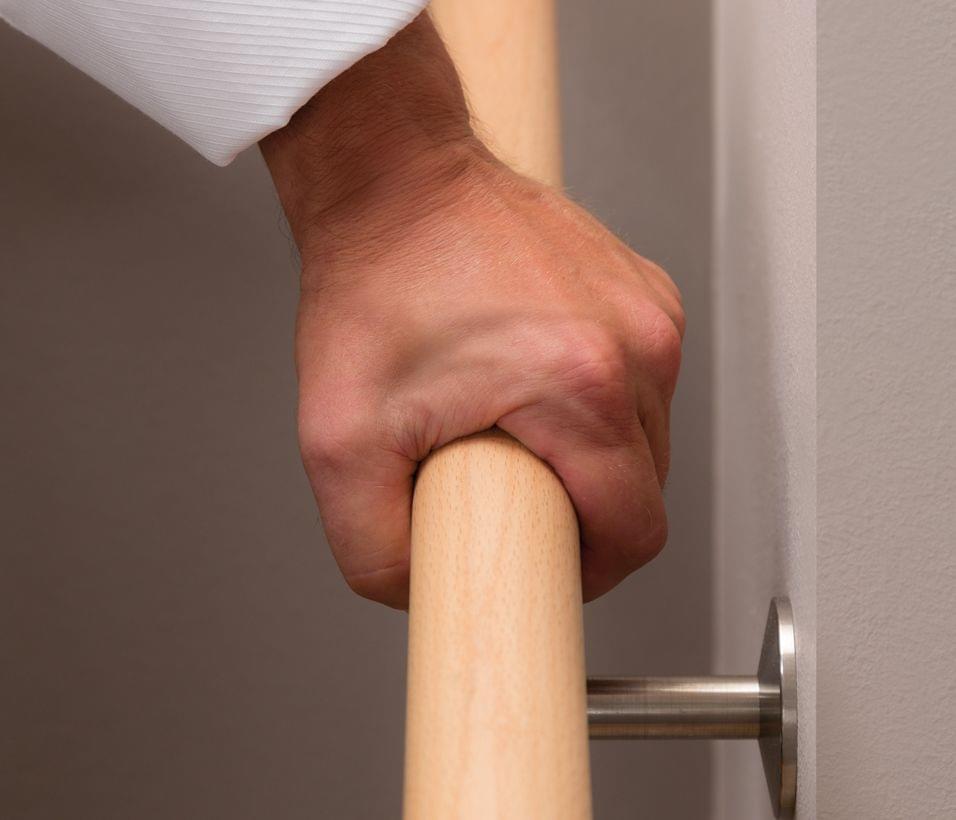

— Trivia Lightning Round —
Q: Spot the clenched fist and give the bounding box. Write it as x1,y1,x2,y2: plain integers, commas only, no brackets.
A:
261,13,683,609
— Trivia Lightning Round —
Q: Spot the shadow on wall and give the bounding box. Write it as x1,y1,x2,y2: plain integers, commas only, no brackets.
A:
712,0,817,816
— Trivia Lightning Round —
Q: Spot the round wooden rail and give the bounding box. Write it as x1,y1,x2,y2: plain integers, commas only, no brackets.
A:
403,431,591,819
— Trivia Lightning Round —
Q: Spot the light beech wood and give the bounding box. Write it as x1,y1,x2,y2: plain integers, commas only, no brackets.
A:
429,0,563,187
403,5,591,818
403,433,591,819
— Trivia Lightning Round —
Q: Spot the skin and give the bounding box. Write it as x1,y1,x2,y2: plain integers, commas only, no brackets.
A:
260,13,684,609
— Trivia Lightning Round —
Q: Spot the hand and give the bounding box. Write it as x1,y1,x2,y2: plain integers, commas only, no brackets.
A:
260,14,684,609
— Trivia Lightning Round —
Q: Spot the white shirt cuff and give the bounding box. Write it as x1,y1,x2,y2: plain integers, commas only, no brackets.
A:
0,0,428,166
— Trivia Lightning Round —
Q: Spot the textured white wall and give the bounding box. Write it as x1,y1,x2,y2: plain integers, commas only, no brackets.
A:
712,0,816,817
818,1,956,817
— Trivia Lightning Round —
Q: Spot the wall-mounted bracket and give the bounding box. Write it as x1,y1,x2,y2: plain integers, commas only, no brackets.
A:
587,597,797,818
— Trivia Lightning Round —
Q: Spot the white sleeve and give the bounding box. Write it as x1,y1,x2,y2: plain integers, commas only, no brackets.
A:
0,0,428,166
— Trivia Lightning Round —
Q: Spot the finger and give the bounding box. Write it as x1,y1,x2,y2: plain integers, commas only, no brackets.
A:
630,311,682,485
498,402,667,602
298,405,416,609
638,390,672,487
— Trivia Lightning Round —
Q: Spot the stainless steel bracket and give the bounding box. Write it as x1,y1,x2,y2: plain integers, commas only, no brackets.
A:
587,597,797,818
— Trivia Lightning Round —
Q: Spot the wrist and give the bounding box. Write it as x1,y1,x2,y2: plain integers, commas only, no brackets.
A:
260,12,486,263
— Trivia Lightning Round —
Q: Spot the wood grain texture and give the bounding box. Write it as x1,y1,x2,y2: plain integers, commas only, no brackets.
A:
403,432,591,819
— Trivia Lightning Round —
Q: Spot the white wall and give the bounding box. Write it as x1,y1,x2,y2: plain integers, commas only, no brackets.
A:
712,0,817,817
818,1,956,817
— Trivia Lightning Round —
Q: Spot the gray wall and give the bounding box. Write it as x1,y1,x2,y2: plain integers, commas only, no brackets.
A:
1,2,712,817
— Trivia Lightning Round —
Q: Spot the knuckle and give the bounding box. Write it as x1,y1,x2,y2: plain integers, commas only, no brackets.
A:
298,401,368,474
549,322,631,401
342,570,380,602
671,300,687,338
342,560,409,608
639,310,683,382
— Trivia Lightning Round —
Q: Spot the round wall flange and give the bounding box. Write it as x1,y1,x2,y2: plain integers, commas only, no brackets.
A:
757,597,798,819
586,596,798,817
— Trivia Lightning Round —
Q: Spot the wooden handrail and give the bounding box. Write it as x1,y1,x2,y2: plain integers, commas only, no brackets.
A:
404,433,591,819
403,4,592,818
428,0,563,187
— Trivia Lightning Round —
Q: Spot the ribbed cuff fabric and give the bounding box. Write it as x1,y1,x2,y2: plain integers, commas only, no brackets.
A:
0,0,428,165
